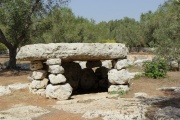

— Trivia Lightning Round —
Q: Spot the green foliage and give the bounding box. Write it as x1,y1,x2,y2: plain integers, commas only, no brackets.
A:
0,43,6,51
0,0,70,69
153,0,180,64
144,58,169,79
100,39,116,43
109,90,127,95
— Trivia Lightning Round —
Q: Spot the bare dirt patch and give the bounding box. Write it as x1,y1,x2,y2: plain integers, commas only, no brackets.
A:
124,72,180,98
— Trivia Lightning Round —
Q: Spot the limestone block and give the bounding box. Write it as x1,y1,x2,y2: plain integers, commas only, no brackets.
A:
134,59,151,67
30,61,43,70
0,86,11,96
80,68,97,90
108,69,132,85
16,43,128,61
30,78,49,89
31,70,47,80
86,60,102,68
45,83,73,100
114,59,129,70
134,92,148,98
108,85,129,92
48,65,64,74
62,62,82,90
46,58,61,65
101,60,113,69
8,83,29,90
49,74,66,84
29,88,46,96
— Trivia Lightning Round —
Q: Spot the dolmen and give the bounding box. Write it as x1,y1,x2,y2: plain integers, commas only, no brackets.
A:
16,43,134,100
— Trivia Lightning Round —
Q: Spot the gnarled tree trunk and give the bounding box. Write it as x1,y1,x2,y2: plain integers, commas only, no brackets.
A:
7,47,17,69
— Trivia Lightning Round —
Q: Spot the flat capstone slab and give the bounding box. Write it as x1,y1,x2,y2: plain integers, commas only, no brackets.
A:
16,43,128,61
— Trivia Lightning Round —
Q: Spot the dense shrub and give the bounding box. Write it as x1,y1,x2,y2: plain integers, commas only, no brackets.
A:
144,58,169,79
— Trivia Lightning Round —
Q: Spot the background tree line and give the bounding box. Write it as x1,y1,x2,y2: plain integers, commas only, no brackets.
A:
0,0,179,69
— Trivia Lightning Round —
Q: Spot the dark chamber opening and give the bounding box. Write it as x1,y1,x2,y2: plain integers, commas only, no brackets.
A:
62,62,109,95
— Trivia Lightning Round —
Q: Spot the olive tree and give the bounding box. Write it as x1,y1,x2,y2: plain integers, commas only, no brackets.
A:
0,0,70,69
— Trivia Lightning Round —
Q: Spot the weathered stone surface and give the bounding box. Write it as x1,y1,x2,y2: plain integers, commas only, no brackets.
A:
30,88,46,96
49,74,66,84
54,93,147,120
0,104,50,120
108,69,132,85
86,60,102,68
16,43,128,61
169,60,179,70
114,59,129,70
101,60,113,69
80,68,97,90
46,58,61,65
108,85,129,92
0,86,11,96
31,70,47,80
8,83,29,90
45,83,73,100
30,78,49,89
62,62,82,90
134,59,151,67
134,92,148,98
154,106,180,120
48,65,64,74
30,60,43,70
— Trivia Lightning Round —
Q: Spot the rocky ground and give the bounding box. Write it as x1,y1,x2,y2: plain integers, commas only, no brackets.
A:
0,56,180,120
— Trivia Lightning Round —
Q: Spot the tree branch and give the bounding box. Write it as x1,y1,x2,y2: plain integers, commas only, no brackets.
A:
17,0,40,43
0,29,13,49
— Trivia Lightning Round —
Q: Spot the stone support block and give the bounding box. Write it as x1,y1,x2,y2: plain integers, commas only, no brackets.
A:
108,69,132,85
29,88,46,96
45,83,73,100
46,58,61,65
49,74,66,84
30,78,49,89
31,70,47,80
114,59,129,70
48,65,64,74
30,61,43,70
108,85,129,93
101,60,113,69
